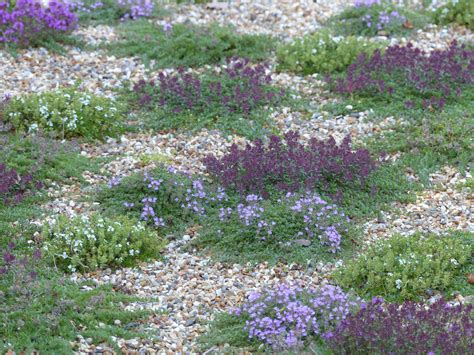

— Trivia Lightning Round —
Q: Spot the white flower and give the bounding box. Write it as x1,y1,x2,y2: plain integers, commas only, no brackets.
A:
29,123,39,132
450,258,459,266
395,279,402,290
61,252,68,259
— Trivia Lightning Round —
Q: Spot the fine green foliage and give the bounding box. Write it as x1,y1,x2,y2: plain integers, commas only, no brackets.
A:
434,0,474,30
0,133,103,185
106,20,275,68
198,312,259,352
126,59,292,139
333,232,473,302
0,271,150,353
363,105,474,174
42,214,164,273
329,1,430,37
73,0,168,25
193,192,355,265
3,88,125,140
276,31,385,75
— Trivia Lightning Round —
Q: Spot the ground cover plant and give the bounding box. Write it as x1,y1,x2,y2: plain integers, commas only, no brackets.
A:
364,107,473,175
128,58,287,138
0,0,77,47
106,20,275,68
326,297,474,354
333,232,473,302
2,88,124,140
276,31,385,75
70,0,163,24
329,0,429,37
0,242,152,352
204,131,416,218
202,284,359,352
328,41,474,112
434,0,474,30
195,191,354,264
42,213,164,273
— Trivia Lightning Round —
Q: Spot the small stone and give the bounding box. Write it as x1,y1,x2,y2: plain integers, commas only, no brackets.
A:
294,239,312,247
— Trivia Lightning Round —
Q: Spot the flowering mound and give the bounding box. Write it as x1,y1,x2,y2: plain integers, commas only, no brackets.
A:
132,57,283,117
326,297,474,354
231,284,359,351
331,41,474,110
70,0,154,21
0,0,77,46
204,131,378,198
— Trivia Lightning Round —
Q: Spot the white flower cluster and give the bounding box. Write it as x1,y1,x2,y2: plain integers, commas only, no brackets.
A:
43,214,149,273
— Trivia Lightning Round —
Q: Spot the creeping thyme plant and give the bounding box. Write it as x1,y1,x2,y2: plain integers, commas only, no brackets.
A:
230,284,359,351
69,0,157,23
42,214,164,273
326,297,474,354
333,232,473,302
330,0,429,37
434,0,474,30
0,0,77,47
3,88,124,140
276,31,385,75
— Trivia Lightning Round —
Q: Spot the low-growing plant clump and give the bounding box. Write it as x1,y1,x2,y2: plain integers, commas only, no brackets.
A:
42,214,163,273
197,191,352,263
0,242,150,352
2,88,124,140
70,0,158,23
202,283,359,352
129,58,285,138
329,0,429,37
329,41,474,111
434,0,474,30
326,297,474,354
205,131,378,199
333,232,473,302
106,20,274,68
276,31,385,75
0,0,77,47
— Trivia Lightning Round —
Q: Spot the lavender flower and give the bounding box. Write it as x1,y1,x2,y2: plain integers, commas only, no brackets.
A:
0,0,77,46
231,283,359,351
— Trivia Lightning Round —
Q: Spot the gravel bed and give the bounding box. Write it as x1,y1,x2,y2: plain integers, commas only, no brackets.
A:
364,167,474,242
0,48,147,97
74,25,119,45
170,0,348,38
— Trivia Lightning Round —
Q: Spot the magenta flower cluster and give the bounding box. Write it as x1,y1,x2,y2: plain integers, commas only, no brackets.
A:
231,283,359,351
132,57,284,117
0,0,77,45
0,162,42,205
332,41,474,110
204,131,378,199
326,297,474,354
